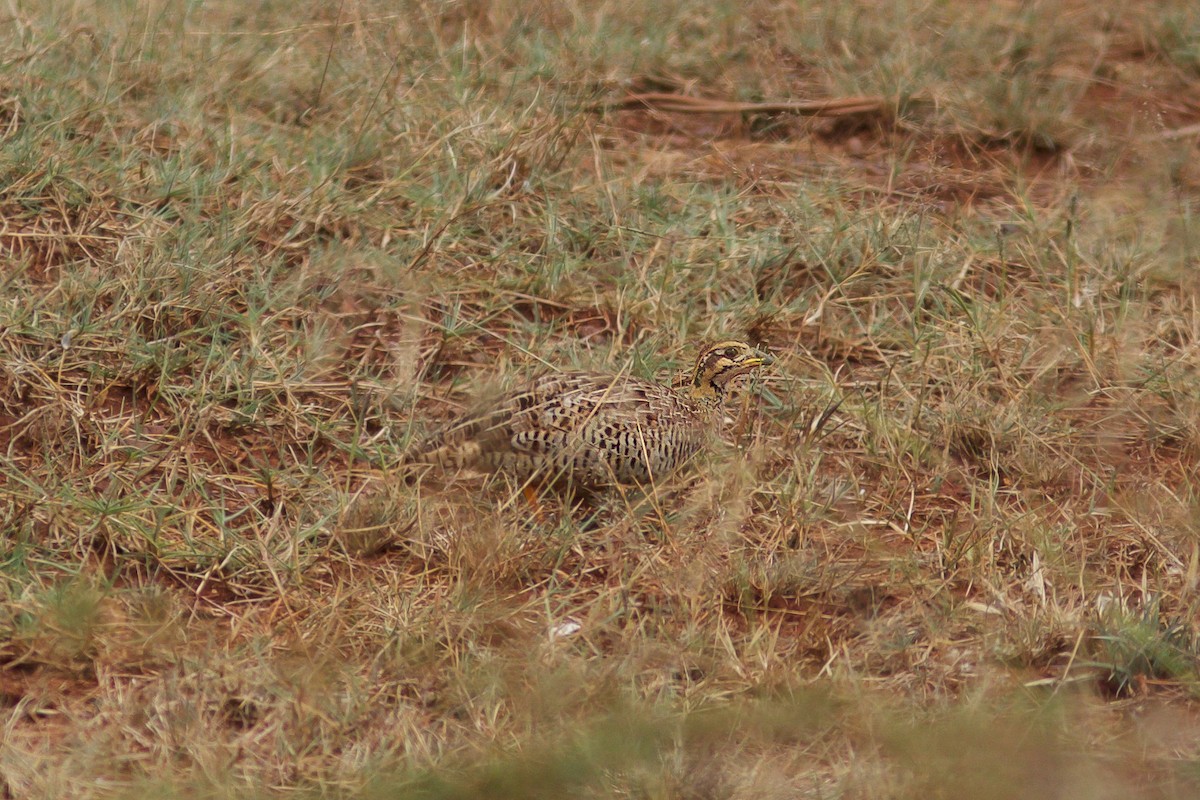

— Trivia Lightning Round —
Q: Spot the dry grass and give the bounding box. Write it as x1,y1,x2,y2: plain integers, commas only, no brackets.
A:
2,0,1200,796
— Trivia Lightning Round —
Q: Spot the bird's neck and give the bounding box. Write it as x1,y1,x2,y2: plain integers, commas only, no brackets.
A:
687,381,724,407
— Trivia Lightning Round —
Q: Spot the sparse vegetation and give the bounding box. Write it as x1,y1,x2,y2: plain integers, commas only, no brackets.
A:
2,0,1200,797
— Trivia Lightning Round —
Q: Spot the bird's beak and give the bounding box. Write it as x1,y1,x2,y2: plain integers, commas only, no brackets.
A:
731,349,773,374
741,349,774,369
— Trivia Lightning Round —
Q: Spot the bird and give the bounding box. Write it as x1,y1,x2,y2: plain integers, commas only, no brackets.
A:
404,340,773,493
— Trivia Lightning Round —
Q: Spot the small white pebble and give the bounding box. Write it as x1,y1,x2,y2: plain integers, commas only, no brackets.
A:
550,619,582,640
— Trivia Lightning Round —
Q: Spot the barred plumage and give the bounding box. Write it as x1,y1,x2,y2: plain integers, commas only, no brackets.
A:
406,341,772,488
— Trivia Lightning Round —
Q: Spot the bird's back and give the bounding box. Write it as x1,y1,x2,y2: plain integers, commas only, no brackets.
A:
409,371,717,486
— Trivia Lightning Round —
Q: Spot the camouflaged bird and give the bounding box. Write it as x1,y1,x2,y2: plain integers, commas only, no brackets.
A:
406,341,772,489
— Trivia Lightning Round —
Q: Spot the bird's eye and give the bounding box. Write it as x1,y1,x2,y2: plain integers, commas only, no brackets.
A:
720,347,739,358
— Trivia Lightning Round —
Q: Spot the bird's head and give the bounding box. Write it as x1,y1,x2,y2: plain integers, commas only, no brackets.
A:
689,340,773,399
